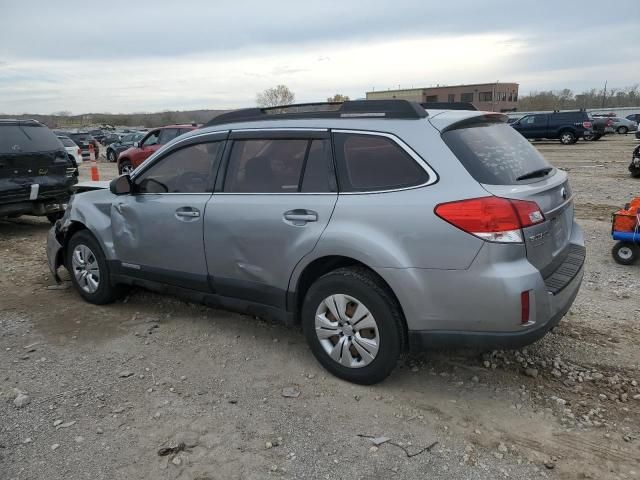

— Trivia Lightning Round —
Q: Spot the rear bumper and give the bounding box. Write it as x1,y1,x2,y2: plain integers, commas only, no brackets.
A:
407,261,583,350
0,198,69,217
376,223,585,351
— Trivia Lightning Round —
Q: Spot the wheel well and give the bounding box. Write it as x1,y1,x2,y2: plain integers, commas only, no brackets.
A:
293,255,408,335
60,221,88,264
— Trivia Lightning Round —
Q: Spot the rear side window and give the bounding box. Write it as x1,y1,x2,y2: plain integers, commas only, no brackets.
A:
0,124,62,154
224,139,309,193
442,120,553,185
301,139,335,193
158,128,180,144
333,133,428,192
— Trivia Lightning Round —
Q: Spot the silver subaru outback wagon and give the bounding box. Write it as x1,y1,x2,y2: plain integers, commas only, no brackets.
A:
47,100,585,384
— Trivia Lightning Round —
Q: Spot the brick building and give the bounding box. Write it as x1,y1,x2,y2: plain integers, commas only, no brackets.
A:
366,82,519,112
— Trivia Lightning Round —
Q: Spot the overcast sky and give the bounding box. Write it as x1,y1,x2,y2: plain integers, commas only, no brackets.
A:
0,0,637,114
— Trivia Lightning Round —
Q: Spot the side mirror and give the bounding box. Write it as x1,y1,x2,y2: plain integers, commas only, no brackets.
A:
110,174,132,195
133,141,139,148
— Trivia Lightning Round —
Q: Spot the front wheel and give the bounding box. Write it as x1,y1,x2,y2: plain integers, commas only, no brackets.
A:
302,267,405,385
67,230,123,304
119,160,134,175
617,126,628,134
612,242,639,265
107,150,117,162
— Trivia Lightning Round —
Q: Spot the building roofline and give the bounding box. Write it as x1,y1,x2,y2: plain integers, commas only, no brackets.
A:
366,82,519,95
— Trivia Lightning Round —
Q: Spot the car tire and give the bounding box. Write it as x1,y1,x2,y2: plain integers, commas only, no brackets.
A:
559,131,576,145
66,230,123,304
47,212,64,224
301,267,405,385
617,126,628,134
611,242,639,265
119,160,134,175
107,150,117,163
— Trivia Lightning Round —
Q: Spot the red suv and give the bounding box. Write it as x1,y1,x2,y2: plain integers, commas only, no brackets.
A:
117,124,198,174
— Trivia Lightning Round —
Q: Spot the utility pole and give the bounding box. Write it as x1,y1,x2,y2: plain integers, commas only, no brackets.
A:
601,80,607,108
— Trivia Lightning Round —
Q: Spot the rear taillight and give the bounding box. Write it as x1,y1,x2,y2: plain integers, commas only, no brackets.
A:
434,196,545,243
582,121,592,129
77,148,81,155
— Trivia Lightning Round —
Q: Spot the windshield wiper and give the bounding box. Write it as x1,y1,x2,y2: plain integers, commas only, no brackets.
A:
516,167,553,181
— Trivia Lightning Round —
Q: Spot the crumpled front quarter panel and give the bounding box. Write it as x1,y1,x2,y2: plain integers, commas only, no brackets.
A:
66,189,117,259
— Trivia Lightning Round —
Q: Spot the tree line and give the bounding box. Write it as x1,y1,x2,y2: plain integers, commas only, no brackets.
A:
5,84,638,129
517,85,640,111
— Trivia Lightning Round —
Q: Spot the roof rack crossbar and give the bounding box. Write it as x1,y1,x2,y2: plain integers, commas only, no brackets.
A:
205,100,427,127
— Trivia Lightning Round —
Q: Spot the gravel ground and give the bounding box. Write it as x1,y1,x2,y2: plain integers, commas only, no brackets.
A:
1,134,639,480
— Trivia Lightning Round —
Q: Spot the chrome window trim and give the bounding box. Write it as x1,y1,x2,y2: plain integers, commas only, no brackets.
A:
131,128,439,196
331,129,438,195
231,128,329,133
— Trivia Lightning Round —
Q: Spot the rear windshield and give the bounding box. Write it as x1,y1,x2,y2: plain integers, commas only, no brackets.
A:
0,124,63,154
442,119,553,185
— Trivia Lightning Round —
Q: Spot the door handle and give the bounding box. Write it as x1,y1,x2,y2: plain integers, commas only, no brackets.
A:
175,207,200,219
284,209,318,223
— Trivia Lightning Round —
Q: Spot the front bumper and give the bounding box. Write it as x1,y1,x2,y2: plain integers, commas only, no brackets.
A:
46,225,64,283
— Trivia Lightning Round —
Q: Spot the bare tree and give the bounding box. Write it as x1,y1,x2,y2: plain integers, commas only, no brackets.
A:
327,94,350,102
256,85,295,108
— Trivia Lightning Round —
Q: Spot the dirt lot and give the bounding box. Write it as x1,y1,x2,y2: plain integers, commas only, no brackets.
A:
2,134,639,480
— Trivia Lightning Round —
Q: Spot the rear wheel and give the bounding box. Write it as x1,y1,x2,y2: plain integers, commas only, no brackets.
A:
67,230,123,304
612,242,639,265
302,267,405,385
559,131,576,145
107,149,117,162
617,126,628,134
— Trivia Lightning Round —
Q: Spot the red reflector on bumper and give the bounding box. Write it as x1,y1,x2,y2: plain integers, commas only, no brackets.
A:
521,291,530,324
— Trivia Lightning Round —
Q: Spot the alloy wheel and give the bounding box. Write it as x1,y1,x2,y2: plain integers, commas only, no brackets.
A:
71,244,100,293
315,294,380,368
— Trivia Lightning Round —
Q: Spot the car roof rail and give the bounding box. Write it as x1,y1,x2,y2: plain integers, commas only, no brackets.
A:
204,100,428,127
420,102,477,111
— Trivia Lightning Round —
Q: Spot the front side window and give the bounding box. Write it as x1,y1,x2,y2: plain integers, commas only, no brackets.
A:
333,133,428,192
135,142,221,194
224,139,309,193
141,130,160,147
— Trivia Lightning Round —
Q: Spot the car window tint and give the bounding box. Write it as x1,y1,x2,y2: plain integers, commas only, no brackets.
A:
142,131,160,147
59,137,76,147
333,133,427,192
224,139,308,193
442,120,553,185
158,128,179,144
136,142,221,194
301,139,334,193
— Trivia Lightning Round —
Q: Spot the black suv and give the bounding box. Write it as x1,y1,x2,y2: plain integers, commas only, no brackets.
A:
1,120,78,223
510,111,594,144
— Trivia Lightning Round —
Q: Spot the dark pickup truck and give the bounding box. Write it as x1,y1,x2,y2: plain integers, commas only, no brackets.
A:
510,111,594,144
1,120,78,223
